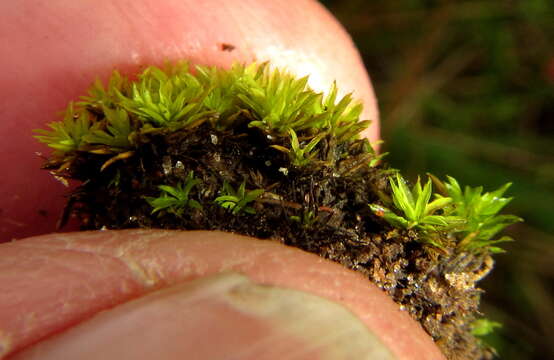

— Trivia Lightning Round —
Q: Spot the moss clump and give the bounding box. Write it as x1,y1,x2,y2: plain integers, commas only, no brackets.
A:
36,62,521,360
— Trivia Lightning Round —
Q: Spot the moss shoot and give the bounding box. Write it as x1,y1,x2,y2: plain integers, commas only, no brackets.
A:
36,62,522,360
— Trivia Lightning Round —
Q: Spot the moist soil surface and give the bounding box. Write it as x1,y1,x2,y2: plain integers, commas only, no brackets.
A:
57,121,494,360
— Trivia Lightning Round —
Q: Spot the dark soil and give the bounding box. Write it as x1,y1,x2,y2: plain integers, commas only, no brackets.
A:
54,120,494,360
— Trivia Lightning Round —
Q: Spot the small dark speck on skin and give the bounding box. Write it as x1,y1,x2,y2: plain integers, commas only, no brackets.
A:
38,209,48,217
220,43,236,52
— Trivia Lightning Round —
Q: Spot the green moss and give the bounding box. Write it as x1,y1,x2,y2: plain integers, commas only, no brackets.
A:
36,61,521,254
35,62,522,360
36,62,367,171
369,173,522,252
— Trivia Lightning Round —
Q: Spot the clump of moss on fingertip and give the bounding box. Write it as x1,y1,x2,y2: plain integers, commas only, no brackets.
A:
35,62,521,360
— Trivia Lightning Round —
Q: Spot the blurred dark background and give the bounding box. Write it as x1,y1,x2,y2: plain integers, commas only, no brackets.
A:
320,0,554,359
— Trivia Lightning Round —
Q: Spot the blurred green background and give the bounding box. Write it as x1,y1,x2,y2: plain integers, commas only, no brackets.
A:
320,0,554,359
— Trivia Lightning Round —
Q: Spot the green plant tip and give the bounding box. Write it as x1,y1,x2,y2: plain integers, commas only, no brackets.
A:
370,173,521,252
146,171,202,216
471,318,502,337
35,62,370,171
214,181,264,215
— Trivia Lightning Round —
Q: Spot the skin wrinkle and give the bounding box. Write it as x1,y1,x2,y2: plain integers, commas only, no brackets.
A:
17,251,129,301
22,231,264,277
8,232,192,294
14,238,164,289
112,256,159,288
12,243,136,288
109,236,197,284
110,238,168,287
174,250,211,281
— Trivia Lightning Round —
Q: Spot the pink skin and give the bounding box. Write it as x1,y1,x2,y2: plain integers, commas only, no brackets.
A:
0,1,444,359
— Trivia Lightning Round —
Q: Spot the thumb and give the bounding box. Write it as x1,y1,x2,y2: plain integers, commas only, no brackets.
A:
1,230,444,359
